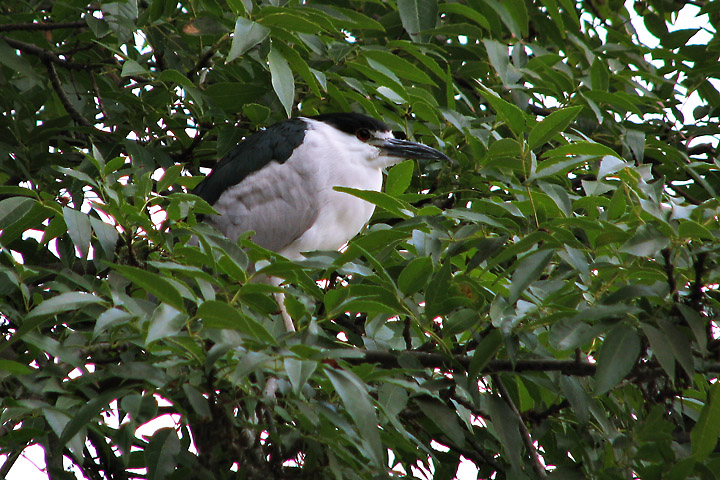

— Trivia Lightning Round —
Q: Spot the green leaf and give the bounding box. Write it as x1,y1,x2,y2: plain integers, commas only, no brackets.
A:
425,259,452,317
121,59,148,77
0,186,38,199
146,303,186,344
0,292,101,354
438,3,490,30
691,383,720,461
397,256,433,295
590,59,609,90
678,220,714,241
657,318,695,379
59,389,122,445
559,376,590,424
468,329,502,380
146,428,181,480
111,264,185,311
385,160,414,196
527,106,583,149
397,0,438,42
312,5,385,31
93,307,133,338
26,292,103,319
196,300,275,343
182,384,212,418
284,357,317,396
0,359,33,375
549,319,608,351
597,155,631,179
416,399,466,446
0,39,42,81
333,186,415,219
478,86,527,136
594,324,640,395
362,50,434,84
620,224,670,256
642,323,676,379
326,368,384,467
378,383,408,420
273,42,321,97
508,249,553,303
483,38,516,86
487,395,523,470
89,216,119,259
227,17,270,61
542,141,621,158
268,47,295,117
0,198,53,245
63,207,92,260
0,197,34,230
157,164,183,192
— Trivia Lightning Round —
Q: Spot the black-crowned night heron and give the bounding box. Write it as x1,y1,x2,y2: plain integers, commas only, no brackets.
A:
193,113,449,331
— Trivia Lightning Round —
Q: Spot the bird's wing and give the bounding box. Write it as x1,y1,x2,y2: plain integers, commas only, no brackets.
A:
206,159,320,253
192,118,308,206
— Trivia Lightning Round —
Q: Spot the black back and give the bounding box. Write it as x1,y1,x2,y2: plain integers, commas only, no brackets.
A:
192,113,388,206
311,112,389,135
193,118,308,206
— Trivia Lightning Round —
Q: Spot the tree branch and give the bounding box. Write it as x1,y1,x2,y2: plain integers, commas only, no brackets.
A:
358,350,598,376
1,36,104,70
687,143,716,157
0,21,87,32
44,59,98,130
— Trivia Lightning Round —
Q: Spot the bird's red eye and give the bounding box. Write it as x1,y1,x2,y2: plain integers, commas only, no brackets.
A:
356,128,371,141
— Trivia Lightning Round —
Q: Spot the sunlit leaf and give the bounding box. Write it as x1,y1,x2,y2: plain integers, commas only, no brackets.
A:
268,47,295,117
228,17,270,61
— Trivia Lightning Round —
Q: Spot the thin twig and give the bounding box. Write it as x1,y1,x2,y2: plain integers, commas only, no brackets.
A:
90,70,111,130
44,59,97,130
493,375,547,478
186,35,231,79
661,248,679,304
0,448,22,478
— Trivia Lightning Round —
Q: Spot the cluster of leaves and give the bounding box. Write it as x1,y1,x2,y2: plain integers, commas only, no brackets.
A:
2,0,720,479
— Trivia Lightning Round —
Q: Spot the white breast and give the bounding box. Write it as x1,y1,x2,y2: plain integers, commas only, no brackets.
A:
278,120,384,259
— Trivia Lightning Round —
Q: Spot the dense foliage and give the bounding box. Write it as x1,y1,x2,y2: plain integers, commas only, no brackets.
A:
1,0,720,478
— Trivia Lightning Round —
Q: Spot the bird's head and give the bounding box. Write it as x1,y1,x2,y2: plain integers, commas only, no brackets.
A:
308,113,449,168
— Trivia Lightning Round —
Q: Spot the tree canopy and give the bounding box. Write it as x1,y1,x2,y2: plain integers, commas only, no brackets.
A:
1,0,720,478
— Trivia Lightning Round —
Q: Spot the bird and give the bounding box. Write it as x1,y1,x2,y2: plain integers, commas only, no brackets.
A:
193,112,449,331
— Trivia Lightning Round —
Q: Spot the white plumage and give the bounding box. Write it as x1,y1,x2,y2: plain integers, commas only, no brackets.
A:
194,113,448,331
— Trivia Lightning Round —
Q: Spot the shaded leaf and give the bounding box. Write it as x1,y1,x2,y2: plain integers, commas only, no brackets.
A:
691,383,720,461
326,368,384,467
146,428,181,480
398,256,433,295
527,106,583,149
508,250,553,303
594,324,640,395
112,264,186,311
196,300,275,343
397,0,438,42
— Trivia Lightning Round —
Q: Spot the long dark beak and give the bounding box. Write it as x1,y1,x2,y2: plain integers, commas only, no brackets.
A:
378,138,450,161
